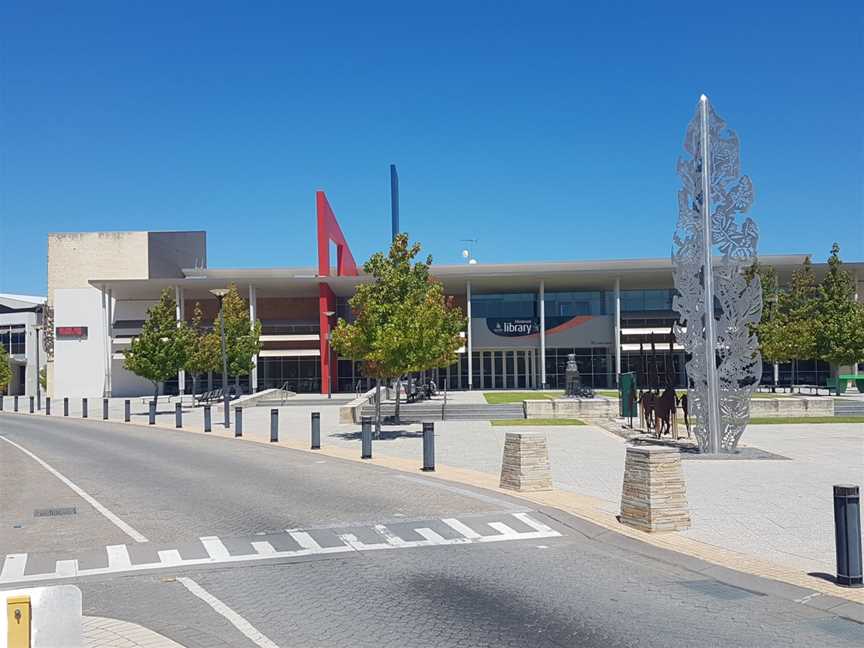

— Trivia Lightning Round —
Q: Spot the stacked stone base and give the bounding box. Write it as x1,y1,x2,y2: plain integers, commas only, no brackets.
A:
620,446,690,532
499,432,553,492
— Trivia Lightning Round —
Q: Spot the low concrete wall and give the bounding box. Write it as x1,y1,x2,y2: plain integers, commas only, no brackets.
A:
749,397,834,417
340,388,378,424
524,398,616,420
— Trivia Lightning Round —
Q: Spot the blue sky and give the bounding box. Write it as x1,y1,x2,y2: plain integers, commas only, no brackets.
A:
1,1,862,295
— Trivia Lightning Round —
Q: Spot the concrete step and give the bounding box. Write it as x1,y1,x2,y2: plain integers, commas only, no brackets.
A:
359,403,525,421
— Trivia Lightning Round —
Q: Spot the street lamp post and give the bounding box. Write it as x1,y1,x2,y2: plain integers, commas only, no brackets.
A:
210,288,231,428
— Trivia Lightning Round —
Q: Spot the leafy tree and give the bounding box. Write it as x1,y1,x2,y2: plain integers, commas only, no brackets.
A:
0,343,11,394
212,284,262,388
123,289,194,405
184,302,221,396
39,367,47,391
330,234,465,427
815,243,864,372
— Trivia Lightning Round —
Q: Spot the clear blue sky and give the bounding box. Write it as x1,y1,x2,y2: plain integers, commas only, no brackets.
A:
1,1,862,295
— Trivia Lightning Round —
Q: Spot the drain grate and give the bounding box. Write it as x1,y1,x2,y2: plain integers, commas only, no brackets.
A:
34,507,77,518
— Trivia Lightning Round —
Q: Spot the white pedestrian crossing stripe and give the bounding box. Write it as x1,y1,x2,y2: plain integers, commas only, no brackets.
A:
0,512,561,586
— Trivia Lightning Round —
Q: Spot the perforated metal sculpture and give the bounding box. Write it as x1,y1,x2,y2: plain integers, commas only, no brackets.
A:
672,95,763,453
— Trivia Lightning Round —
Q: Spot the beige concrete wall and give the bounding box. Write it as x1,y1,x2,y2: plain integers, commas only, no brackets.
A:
47,232,150,302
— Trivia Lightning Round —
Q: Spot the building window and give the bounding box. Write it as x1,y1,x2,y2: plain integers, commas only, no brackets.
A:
0,328,26,355
544,347,613,389
620,289,676,313
257,357,320,393
545,291,608,316
471,292,537,318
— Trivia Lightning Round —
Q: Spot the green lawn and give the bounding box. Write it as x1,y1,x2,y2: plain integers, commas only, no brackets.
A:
484,391,563,404
490,418,586,426
749,416,864,425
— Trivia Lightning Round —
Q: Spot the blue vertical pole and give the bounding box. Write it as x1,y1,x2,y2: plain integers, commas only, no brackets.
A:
390,164,399,241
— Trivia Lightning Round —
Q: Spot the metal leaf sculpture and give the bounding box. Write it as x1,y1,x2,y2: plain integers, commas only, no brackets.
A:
672,95,762,453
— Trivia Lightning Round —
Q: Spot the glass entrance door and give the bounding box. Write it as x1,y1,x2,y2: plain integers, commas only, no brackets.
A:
477,349,537,390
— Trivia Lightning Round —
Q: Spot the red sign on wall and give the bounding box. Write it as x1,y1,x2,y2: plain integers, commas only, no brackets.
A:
56,326,88,338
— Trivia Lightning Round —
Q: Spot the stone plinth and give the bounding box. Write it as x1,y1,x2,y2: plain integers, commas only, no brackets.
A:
499,432,553,492
620,445,691,532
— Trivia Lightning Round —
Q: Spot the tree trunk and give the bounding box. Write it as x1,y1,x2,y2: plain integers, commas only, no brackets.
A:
207,372,213,391
394,375,403,424
192,374,199,398
153,383,159,408
375,379,382,439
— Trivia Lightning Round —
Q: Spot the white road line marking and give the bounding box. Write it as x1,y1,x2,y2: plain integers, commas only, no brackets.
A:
513,512,556,534
373,524,408,546
289,531,322,551
106,545,131,570
487,522,520,537
251,541,276,555
0,515,563,586
0,436,148,543
441,518,482,539
158,550,183,565
177,577,280,648
200,536,231,561
1,554,27,579
55,559,78,577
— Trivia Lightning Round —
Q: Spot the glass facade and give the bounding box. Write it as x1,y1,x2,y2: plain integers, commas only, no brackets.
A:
471,292,537,318
621,350,688,389
620,289,676,313
544,347,612,389
760,359,831,388
257,356,320,392
545,291,608,316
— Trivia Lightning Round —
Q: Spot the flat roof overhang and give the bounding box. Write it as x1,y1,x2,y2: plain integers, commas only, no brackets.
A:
90,254,858,299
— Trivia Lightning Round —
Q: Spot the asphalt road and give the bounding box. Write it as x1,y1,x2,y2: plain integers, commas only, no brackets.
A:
1,412,862,647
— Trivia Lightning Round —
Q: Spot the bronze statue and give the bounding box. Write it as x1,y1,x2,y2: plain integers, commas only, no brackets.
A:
655,387,677,437
564,354,594,398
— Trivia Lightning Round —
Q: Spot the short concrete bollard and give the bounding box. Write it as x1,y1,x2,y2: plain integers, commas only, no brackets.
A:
422,421,435,471
46,397,51,415
270,408,278,442
103,398,109,420
235,407,243,437
176,402,183,428
63,397,69,417
499,432,553,491
361,416,372,459
204,405,212,432
82,398,88,418
14,396,19,412
834,484,863,587
311,412,320,449
29,396,34,413
148,401,156,425
124,399,131,422
620,446,691,532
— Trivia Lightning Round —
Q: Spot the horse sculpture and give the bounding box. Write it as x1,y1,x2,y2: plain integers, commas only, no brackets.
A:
654,387,677,438
639,390,656,432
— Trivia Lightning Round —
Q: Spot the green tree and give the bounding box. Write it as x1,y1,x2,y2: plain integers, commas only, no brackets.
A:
123,288,194,405
0,343,11,394
330,234,465,428
815,243,864,372
184,302,221,396
39,367,47,391
212,284,262,389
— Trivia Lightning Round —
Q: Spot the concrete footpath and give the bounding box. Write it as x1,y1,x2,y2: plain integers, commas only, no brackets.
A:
4,395,863,610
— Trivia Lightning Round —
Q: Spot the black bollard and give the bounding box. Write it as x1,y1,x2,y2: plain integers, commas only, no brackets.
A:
361,415,372,459
45,397,51,415
834,484,863,587
103,398,109,420
270,408,278,442
235,407,243,437
422,421,435,472
148,400,155,425
63,397,69,417
204,405,212,432
0,396,3,411
124,399,131,422
175,402,183,428
13,396,18,412
311,412,320,449
29,396,34,414
82,398,88,418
